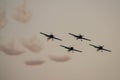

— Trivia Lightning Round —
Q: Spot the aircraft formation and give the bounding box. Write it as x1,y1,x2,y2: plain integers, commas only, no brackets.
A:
40,32,111,53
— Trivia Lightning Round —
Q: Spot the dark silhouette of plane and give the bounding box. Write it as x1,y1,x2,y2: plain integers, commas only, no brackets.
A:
89,44,111,52
60,45,82,53
68,33,91,41
40,32,62,41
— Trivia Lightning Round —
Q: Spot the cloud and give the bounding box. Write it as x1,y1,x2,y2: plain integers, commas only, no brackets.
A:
12,0,32,23
0,8,7,30
25,60,45,66
21,36,42,53
48,55,71,62
0,41,25,55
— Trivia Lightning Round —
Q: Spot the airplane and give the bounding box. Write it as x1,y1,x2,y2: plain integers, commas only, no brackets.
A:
60,45,82,53
40,32,62,41
68,33,91,41
89,44,111,52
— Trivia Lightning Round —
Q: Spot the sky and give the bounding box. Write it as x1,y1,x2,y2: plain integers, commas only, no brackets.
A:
0,0,120,80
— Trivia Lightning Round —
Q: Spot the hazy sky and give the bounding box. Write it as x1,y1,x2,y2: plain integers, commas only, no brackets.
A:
0,0,120,80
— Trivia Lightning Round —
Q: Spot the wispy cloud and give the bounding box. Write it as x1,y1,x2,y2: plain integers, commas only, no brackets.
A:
21,36,42,53
0,8,7,30
25,60,45,66
48,55,71,62
0,41,25,55
12,0,32,23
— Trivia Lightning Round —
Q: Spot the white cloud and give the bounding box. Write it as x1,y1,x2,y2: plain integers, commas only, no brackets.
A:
0,40,25,55
25,60,45,66
48,55,71,62
12,0,32,23
21,36,42,53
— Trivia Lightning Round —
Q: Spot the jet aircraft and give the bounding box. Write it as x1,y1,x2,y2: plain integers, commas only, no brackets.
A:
89,44,111,52
40,32,62,41
68,33,91,41
60,45,82,53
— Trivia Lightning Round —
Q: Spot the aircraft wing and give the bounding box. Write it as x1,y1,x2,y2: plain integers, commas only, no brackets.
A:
68,33,77,37
53,37,62,41
40,32,49,37
89,44,99,48
73,49,82,53
60,45,70,49
103,48,111,52
82,38,91,41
